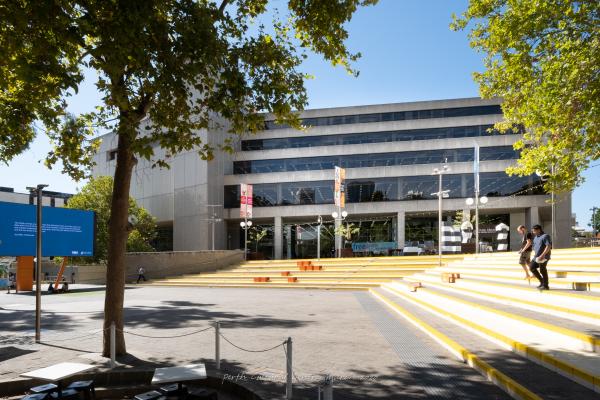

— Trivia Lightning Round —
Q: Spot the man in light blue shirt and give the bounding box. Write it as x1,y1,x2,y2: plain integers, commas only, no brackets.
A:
530,224,552,290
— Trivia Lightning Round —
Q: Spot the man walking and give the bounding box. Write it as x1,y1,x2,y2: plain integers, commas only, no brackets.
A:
516,225,533,280
530,224,552,290
137,266,146,283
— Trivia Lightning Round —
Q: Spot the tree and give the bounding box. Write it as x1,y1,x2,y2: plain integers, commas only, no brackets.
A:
0,0,377,356
66,176,157,263
589,207,600,235
451,1,600,193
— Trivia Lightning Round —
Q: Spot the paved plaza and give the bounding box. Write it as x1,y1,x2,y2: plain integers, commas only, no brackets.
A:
0,285,508,399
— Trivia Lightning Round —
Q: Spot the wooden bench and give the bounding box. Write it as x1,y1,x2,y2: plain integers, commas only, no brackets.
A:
571,282,595,291
441,273,459,283
253,277,270,283
281,271,291,276
409,282,422,292
287,277,298,283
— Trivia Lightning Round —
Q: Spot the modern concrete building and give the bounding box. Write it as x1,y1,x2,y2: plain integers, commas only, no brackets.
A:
0,186,71,207
92,97,571,258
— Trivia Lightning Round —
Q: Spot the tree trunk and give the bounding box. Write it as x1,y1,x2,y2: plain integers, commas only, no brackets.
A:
102,124,135,357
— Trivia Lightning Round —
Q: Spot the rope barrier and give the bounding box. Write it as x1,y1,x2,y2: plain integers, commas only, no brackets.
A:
118,326,213,339
39,328,105,343
219,332,285,353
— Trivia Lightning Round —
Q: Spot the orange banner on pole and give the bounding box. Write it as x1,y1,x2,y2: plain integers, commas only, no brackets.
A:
334,166,346,208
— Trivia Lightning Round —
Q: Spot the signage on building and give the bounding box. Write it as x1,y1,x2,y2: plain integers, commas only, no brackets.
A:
240,183,253,218
334,166,346,208
0,201,96,256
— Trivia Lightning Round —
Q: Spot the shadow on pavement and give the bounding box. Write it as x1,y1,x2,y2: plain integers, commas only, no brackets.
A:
0,346,37,362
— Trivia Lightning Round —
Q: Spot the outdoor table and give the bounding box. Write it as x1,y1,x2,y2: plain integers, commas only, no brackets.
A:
21,362,95,398
151,363,207,391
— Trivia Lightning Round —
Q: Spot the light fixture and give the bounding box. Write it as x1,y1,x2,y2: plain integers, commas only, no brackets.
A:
247,220,252,227
466,197,474,206
240,221,245,227
332,211,339,219
341,210,348,218
480,196,488,204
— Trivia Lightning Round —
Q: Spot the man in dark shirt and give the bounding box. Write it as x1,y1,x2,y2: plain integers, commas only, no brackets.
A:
530,224,552,290
516,225,533,280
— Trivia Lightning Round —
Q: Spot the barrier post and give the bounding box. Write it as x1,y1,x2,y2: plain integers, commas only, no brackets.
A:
286,337,292,399
323,375,333,400
110,322,116,368
214,321,221,370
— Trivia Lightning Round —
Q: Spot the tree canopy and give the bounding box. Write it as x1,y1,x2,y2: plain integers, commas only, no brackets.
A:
452,0,599,193
67,176,157,263
0,0,377,356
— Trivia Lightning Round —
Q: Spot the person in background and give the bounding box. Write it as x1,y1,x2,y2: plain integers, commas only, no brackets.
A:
530,224,552,290
516,225,533,280
137,266,147,283
6,272,16,294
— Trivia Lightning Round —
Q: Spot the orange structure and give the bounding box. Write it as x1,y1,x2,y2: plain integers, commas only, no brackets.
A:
16,256,34,291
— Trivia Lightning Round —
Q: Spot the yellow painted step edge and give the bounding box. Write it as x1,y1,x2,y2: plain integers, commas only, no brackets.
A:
431,276,600,301
384,286,600,391
369,289,542,400
403,277,600,322
407,284,600,352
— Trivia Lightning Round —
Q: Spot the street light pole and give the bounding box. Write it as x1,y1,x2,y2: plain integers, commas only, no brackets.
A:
28,184,48,343
432,162,449,268
317,215,322,261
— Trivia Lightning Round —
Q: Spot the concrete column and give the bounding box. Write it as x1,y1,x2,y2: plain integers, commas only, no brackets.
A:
397,211,405,249
553,193,572,249
274,216,283,260
462,209,471,222
334,218,342,257
527,206,540,229
509,211,526,251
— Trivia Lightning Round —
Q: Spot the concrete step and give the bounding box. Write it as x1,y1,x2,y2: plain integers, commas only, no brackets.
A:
426,269,600,292
155,277,393,284
144,282,371,290
403,274,600,325
370,287,600,399
436,266,600,280
380,283,600,392
389,280,600,351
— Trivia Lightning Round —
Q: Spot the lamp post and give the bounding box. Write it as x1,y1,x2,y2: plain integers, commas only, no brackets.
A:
332,210,348,258
27,184,48,343
317,215,322,260
240,219,253,260
466,195,488,253
432,163,449,267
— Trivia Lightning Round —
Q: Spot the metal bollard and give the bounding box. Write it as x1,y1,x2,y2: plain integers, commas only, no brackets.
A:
286,337,292,399
110,322,116,368
322,376,333,400
214,321,221,370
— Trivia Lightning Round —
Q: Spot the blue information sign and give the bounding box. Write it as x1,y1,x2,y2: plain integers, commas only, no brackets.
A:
0,201,95,257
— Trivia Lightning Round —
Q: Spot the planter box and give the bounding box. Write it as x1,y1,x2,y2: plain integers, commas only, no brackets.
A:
441,273,455,283
281,271,291,276
253,277,270,283
409,282,422,292
287,277,298,283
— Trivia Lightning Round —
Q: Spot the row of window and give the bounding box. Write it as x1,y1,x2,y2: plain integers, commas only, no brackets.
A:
224,172,544,208
243,125,517,151
264,105,502,130
233,146,519,174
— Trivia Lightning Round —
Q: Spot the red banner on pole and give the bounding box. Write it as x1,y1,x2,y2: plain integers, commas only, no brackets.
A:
240,183,253,218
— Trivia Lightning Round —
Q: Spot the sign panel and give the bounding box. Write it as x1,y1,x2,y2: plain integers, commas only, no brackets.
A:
0,201,96,257
240,183,253,219
334,166,346,208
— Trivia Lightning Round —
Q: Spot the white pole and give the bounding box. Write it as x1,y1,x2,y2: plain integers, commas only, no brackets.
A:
475,193,480,254
317,217,321,261
551,164,556,244
323,376,333,400
212,214,215,251
214,321,220,369
286,337,293,399
110,322,116,368
438,173,443,268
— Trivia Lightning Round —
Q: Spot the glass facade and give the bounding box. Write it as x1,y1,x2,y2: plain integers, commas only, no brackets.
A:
264,105,502,130
234,146,519,174
243,125,518,151
224,173,544,208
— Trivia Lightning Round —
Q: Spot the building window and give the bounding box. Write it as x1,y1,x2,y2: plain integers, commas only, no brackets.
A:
107,149,117,161
263,105,502,130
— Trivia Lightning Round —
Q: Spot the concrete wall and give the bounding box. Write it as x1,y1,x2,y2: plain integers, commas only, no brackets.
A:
40,250,243,284
124,250,243,281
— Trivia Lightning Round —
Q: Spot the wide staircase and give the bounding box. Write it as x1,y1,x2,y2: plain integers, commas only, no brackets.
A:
372,247,600,398
148,255,464,290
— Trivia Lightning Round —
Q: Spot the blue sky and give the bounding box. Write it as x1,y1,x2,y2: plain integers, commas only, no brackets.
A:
0,0,597,228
